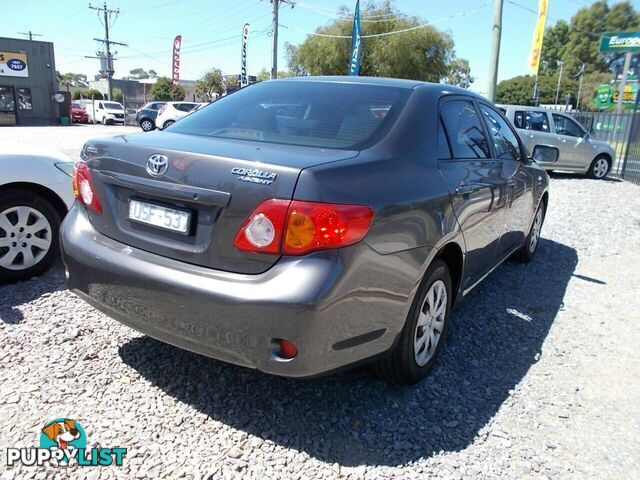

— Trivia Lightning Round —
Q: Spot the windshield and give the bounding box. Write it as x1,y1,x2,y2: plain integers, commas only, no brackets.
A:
104,102,123,110
169,81,410,149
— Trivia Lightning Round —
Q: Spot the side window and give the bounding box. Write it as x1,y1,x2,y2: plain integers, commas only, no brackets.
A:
479,103,521,161
438,116,452,159
98,102,103,109
439,100,490,159
514,110,550,132
552,114,583,137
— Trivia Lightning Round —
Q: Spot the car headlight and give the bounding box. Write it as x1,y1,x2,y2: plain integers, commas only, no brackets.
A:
54,162,75,177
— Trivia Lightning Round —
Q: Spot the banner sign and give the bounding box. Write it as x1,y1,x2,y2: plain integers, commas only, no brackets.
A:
599,32,640,53
0,51,29,78
172,35,182,90
528,0,549,74
349,0,362,76
595,83,638,110
241,24,250,87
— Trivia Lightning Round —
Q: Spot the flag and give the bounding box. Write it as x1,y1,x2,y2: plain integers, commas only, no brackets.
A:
349,0,362,76
241,24,250,87
172,35,182,90
528,0,549,74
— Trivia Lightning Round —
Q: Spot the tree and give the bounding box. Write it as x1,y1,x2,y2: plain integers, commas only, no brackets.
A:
195,69,224,101
148,69,157,78
286,2,462,81
149,77,186,101
112,87,123,103
444,58,474,89
496,74,578,106
72,88,104,100
256,67,295,81
129,67,150,79
56,71,88,90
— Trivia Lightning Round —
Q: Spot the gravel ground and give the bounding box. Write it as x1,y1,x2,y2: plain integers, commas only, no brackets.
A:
1,127,639,478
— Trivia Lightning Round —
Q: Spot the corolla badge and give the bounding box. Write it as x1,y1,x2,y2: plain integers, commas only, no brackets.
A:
146,154,169,176
231,167,277,185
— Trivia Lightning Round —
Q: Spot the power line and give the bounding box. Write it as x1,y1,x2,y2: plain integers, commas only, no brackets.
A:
89,1,127,100
17,31,43,41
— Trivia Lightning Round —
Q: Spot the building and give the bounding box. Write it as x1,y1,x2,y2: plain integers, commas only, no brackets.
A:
0,37,59,126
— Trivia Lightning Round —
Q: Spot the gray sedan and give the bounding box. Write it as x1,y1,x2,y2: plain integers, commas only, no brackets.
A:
61,77,551,384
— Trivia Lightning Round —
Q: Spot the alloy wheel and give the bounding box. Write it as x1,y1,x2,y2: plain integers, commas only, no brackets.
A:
414,279,447,367
529,207,543,253
593,158,609,178
0,206,52,271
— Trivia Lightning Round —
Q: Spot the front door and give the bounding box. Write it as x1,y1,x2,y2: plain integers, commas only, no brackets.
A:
437,97,508,289
0,86,16,125
551,113,592,170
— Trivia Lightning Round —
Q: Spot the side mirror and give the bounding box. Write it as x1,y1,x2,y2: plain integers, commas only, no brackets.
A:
531,145,559,164
583,132,590,140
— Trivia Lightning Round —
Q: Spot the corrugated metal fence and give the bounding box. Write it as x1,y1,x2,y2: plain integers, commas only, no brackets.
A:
570,111,640,186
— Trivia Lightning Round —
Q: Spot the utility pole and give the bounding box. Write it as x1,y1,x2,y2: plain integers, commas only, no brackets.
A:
18,31,43,41
89,2,127,100
554,61,564,106
574,63,585,111
270,0,294,80
486,0,504,102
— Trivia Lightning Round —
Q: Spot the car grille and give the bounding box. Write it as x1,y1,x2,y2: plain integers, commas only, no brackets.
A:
114,113,124,119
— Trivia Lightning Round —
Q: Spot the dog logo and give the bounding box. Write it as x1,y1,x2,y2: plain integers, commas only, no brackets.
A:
6,418,126,468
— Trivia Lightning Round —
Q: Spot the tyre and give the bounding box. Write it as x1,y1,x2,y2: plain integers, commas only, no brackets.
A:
0,189,62,283
512,199,545,263
163,120,175,129
374,259,452,384
140,118,154,132
588,155,611,179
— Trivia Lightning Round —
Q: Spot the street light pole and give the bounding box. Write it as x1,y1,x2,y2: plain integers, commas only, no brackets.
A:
486,0,504,102
555,61,564,106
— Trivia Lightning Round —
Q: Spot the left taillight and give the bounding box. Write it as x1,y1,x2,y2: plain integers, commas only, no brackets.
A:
234,199,374,256
72,162,103,214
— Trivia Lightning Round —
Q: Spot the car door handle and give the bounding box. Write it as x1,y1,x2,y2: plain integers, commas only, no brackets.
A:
455,183,485,194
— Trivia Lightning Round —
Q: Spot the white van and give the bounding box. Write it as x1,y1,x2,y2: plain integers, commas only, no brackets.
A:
82,100,125,125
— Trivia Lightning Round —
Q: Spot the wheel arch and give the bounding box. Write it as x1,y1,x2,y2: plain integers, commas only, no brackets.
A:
0,182,69,219
433,242,464,306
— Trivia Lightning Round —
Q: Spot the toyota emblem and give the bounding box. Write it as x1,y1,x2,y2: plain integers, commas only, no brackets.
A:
146,154,169,177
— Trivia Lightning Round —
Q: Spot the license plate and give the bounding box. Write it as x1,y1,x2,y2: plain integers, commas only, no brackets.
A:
128,199,190,233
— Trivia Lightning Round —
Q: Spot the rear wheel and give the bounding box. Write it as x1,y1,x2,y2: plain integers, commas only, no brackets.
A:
374,259,452,384
163,120,175,129
0,190,61,283
140,119,154,131
588,155,611,179
512,200,545,263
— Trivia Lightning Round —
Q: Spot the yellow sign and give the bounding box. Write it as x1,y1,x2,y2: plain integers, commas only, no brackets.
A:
528,0,549,74
0,51,29,78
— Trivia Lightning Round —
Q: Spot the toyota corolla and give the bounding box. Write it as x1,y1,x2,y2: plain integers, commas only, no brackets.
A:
61,77,552,384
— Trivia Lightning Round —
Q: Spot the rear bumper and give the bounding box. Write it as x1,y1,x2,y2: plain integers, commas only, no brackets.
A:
60,206,412,377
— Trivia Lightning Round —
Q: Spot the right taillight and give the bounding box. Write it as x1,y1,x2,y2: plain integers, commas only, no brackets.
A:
234,199,374,255
72,162,103,214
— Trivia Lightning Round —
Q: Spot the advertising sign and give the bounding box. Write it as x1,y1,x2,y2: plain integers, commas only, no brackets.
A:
0,51,29,78
172,35,182,90
349,0,362,76
594,83,638,109
599,32,640,53
241,24,250,88
528,0,549,74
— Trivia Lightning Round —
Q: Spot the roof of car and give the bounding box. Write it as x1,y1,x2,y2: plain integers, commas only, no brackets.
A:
499,104,570,114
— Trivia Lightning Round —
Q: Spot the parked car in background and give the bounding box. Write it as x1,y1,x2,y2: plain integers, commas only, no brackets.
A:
500,105,615,179
155,101,203,129
82,100,125,125
136,101,167,131
125,108,137,126
70,102,88,123
1,144,75,283
61,77,553,384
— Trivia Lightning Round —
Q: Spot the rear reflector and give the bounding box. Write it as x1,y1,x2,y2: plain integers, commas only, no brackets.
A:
234,199,374,255
278,339,298,359
72,162,103,214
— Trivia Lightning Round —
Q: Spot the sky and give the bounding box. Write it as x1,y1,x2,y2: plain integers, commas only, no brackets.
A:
0,0,616,94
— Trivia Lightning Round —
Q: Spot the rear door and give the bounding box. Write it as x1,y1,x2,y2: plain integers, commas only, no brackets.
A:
479,102,535,254
437,97,508,288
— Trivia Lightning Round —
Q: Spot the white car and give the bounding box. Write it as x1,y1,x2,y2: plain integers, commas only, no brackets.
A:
81,100,126,125
1,144,75,282
155,102,204,130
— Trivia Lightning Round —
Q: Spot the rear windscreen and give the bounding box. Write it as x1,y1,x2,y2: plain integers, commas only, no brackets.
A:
168,81,410,149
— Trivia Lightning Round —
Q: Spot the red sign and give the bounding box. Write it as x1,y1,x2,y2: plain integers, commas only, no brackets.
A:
172,35,182,90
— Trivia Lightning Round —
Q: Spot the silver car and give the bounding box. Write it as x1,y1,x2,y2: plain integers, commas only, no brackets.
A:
500,105,615,179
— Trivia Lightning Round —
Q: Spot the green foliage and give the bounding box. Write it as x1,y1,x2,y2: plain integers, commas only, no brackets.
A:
149,77,186,101
72,88,104,100
256,68,296,81
195,69,225,100
112,88,123,103
286,1,462,82
541,1,640,74
444,58,474,89
579,72,614,110
496,74,578,106
130,67,150,79
57,72,88,88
